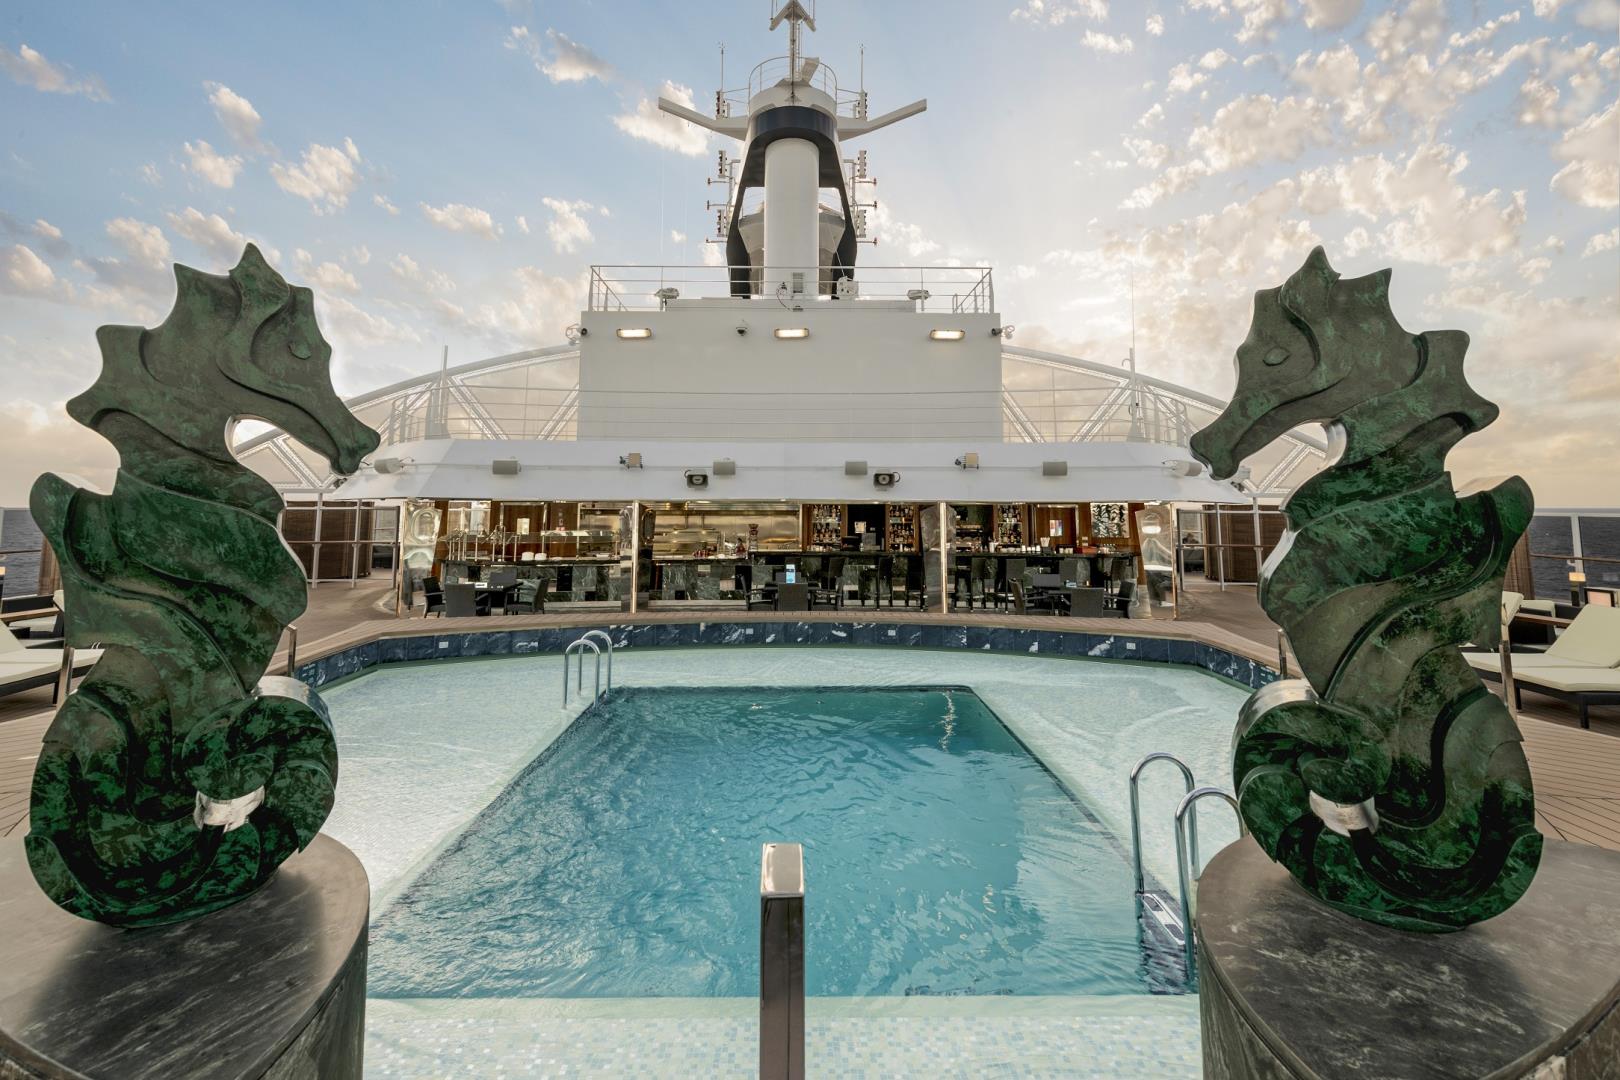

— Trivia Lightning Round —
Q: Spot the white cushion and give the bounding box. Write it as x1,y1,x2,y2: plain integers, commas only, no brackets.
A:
0,660,60,683
1467,652,1604,674
0,625,26,655
1501,591,1524,623
1515,666,1620,693
1520,598,1557,615
1545,605,1620,667
10,616,56,636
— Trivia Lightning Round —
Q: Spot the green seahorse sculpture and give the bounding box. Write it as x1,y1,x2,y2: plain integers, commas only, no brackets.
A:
1189,247,1540,933
27,244,379,927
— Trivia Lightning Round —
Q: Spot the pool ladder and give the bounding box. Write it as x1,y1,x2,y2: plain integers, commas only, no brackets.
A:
563,630,614,706
1128,752,1244,983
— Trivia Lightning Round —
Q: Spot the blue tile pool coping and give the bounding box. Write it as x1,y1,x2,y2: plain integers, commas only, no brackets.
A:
293,621,1280,692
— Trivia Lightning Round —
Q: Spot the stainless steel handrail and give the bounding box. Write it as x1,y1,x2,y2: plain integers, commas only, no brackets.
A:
578,630,614,692
285,624,299,678
760,842,805,1080
1174,786,1245,979
1128,752,1196,895
562,638,602,706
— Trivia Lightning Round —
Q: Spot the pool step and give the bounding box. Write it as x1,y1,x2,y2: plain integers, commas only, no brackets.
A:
1137,888,1192,990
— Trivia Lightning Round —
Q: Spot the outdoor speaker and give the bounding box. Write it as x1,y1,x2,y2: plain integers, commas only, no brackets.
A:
873,471,899,488
1042,460,1068,477
491,458,521,475
845,460,868,476
713,459,736,476
685,471,709,488
374,456,404,474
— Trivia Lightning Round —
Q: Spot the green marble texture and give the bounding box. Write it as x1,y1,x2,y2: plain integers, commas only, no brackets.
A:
1189,247,1540,932
26,245,379,927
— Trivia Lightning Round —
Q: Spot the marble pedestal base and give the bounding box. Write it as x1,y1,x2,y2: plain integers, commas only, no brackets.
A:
0,833,369,1079
1198,836,1620,1080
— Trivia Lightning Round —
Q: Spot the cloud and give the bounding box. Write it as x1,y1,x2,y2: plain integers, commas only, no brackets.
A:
1549,102,1618,208
390,253,456,294
373,194,400,216
106,217,171,269
1145,14,1165,35
456,267,584,349
139,162,162,186
419,201,503,239
541,197,595,253
205,82,263,147
0,401,119,505
1081,30,1134,55
614,81,709,156
182,139,244,188
1188,0,1290,42
164,207,248,262
315,295,421,349
516,214,530,235
1,244,58,296
506,26,613,84
1166,64,1208,95
293,248,361,295
0,42,110,101
1583,227,1619,257
1011,0,1109,24
1199,49,1235,70
1301,0,1363,29
271,138,363,213
23,217,69,259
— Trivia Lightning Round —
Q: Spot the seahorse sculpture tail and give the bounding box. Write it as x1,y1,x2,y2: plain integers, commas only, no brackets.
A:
26,244,379,927
1189,247,1540,932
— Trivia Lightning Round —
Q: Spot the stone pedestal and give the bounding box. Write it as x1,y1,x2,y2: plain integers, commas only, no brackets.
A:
0,833,368,1079
1198,836,1620,1080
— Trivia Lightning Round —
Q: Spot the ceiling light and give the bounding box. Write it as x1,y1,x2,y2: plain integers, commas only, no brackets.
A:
774,327,810,339
617,327,653,340
930,329,966,341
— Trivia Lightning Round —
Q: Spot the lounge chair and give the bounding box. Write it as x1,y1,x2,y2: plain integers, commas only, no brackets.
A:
1498,667,1620,730
1466,604,1620,676
1,624,103,701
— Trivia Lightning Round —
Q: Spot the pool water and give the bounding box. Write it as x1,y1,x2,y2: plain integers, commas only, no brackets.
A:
368,686,1147,999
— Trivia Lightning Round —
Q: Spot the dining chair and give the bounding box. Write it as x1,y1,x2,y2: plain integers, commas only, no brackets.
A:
776,582,811,612
422,576,446,618
444,583,489,618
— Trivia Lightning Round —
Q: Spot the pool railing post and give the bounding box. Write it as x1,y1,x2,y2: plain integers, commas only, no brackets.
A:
759,842,805,1080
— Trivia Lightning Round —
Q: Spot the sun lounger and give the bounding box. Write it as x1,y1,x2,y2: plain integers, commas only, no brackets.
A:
1497,665,1620,730
0,624,103,701
1466,604,1620,677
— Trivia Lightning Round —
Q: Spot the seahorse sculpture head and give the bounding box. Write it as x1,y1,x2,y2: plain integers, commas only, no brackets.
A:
1190,247,1540,933
27,245,379,927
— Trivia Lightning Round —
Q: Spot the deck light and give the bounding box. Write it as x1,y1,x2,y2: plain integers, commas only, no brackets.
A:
374,456,405,474
491,458,521,476
774,327,810,339
930,329,966,341
954,452,980,469
1041,461,1068,477
713,459,736,476
655,287,680,303
844,460,868,476
617,327,653,340
620,453,643,469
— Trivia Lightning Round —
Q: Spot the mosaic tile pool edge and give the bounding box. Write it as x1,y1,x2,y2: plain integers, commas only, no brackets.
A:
293,621,1279,693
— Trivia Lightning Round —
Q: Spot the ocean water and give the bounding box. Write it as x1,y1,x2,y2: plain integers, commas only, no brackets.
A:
368,686,1146,1000
0,507,42,597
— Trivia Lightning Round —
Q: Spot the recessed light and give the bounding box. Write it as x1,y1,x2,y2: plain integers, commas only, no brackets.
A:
617,327,653,340
774,327,810,340
929,329,966,341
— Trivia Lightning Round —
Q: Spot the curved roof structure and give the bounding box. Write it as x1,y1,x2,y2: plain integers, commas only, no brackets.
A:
235,343,1328,499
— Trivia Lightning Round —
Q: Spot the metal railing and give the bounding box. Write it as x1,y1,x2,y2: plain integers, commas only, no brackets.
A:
759,841,805,1080
577,629,614,692
1174,787,1245,981
1129,752,1196,895
586,264,995,313
562,635,608,705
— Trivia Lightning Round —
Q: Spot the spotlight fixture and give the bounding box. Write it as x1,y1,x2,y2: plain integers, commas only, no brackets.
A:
373,456,405,475
906,288,932,302
1041,460,1068,477
616,327,653,340
491,458,521,476
564,323,583,343
991,325,1016,340
713,458,736,476
954,452,980,470
655,287,680,303
844,460,868,476
685,470,710,489
929,329,966,341
873,471,900,488
774,327,810,340
619,453,643,469
1165,459,1205,478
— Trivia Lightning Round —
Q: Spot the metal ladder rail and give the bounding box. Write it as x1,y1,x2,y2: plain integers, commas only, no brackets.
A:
1174,787,1245,979
1128,752,1198,895
562,638,602,706
577,629,614,692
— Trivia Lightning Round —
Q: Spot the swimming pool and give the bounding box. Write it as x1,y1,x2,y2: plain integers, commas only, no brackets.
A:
320,645,1248,1076
370,686,1144,999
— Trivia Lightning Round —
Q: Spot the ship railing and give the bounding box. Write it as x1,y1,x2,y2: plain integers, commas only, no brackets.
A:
585,264,995,313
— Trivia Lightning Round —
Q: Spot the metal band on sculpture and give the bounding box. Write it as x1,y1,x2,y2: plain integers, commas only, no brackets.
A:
26,244,379,927
1190,246,1541,932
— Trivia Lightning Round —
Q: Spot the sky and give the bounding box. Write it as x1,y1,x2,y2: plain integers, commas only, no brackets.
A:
1,0,1616,507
